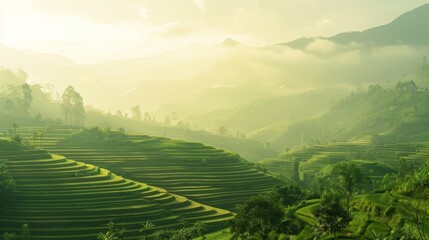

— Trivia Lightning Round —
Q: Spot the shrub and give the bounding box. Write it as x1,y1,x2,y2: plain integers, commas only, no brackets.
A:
0,163,18,206
384,206,396,218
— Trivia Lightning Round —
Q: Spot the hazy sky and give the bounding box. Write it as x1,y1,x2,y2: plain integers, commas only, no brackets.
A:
0,0,428,63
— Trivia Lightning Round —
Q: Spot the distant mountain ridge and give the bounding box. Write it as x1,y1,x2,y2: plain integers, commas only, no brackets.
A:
285,4,429,49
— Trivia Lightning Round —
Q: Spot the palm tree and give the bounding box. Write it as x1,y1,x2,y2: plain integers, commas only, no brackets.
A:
97,231,117,240
39,130,43,149
31,132,38,147
117,227,126,240
12,123,18,135
140,220,155,240
172,229,189,240
21,223,30,240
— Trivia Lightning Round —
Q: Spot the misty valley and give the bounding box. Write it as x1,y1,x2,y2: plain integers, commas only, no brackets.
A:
1,2,429,240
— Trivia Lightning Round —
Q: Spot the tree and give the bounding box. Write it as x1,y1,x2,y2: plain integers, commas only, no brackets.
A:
61,86,74,124
3,232,16,240
140,220,155,240
218,126,227,149
153,229,174,240
71,91,85,126
20,83,32,110
117,227,126,240
269,184,304,207
229,195,284,240
312,192,351,239
191,221,206,239
21,223,30,240
279,208,303,236
331,161,364,213
171,228,190,240
0,163,17,205
402,162,429,240
97,231,117,240
61,86,85,126
130,105,142,120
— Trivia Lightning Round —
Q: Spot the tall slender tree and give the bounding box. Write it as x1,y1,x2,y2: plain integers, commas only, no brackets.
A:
140,220,155,240
218,126,227,149
130,105,142,120
61,86,85,126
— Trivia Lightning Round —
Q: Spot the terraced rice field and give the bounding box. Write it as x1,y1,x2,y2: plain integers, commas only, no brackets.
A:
260,136,429,186
17,127,282,211
0,148,232,239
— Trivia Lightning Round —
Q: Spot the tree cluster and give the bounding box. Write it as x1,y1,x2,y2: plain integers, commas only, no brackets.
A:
60,127,130,147
0,163,17,206
97,219,206,240
229,185,305,240
61,85,85,126
0,68,33,117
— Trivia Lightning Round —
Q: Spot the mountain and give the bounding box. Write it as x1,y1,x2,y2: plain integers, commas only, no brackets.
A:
187,89,343,133
257,83,429,150
1,4,429,136
285,4,429,49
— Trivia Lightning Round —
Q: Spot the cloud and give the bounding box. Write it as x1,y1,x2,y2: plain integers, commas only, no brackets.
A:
194,0,205,13
30,0,146,23
317,18,332,27
305,38,337,55
132,5,149,19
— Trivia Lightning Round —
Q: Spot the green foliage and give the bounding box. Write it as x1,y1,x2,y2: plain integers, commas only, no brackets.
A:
271,83,429,148
60,127,130,146
229,195,284,240
140,220,155,240
268,184,304,207
153,229,175,240
0,163,17,206
97,231,118,240
61,85,85,126
3,232,16,240
0,68,33,117
130,105,142,120
331,161,364,213
278,208,304,236
312,192,352,238
332,161,364,194
0,138,22,151
21,224,29,240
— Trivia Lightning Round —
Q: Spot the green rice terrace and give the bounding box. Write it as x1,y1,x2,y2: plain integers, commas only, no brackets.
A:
0,138,233,240
16,127,283,211
260,135,429,187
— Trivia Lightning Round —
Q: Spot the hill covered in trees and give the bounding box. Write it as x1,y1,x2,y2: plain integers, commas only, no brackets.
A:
252,82,429,151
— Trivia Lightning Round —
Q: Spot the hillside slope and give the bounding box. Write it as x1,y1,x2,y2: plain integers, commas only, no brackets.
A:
16,128,283,211
0,145,232,239
254,84,429,149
